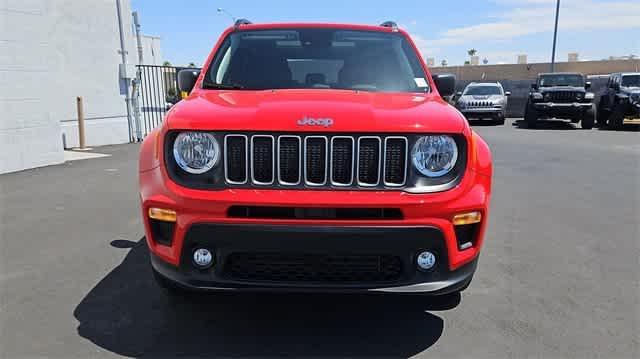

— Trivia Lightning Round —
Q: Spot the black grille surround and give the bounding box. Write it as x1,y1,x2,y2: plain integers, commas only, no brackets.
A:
165,131,467,192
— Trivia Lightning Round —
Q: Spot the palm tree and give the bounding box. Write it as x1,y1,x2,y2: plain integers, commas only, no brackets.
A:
162,61,172,66
467,49,477,57
188,62,197,68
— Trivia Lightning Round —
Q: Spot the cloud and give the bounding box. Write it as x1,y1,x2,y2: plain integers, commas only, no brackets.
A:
426,0,640,46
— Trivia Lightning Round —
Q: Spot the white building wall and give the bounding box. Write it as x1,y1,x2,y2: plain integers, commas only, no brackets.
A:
141,35,164,65
0,0,162,173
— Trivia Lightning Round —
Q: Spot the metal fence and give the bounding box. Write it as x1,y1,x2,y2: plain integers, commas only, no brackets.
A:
131,65,200,141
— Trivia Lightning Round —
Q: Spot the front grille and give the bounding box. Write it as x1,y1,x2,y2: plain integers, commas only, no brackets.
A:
224,134,408,189
470,101,492,107
225,252,403,283
548,91,577,103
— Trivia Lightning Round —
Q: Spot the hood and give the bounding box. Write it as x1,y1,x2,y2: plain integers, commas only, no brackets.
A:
540,86,586,93
167,89,466,134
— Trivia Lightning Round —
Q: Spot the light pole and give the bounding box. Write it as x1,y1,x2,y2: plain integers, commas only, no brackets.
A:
550,0,560,72
217,8,236,22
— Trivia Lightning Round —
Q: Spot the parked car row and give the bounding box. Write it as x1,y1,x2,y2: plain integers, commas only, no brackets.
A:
453,72,640,130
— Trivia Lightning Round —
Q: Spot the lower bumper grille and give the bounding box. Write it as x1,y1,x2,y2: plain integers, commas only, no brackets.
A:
225,253,403,283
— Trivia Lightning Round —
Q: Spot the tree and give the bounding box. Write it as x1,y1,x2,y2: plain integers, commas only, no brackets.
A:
464,60,471,65
467,49,477,57
188,62,197,68
162,61,172,66
441,59,448,67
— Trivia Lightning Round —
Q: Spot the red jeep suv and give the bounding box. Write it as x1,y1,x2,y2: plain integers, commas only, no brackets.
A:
139,21,493,296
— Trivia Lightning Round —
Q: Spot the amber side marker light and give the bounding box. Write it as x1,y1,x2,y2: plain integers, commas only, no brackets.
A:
148,208,177,222
452,211,482,226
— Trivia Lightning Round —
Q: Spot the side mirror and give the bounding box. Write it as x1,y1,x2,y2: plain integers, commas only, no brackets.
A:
178,69,201,94
585,81,591,89
505,91,512,96
433,74,456,97
531,83,538,90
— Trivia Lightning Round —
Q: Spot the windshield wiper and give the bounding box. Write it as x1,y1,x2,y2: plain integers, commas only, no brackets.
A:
202,82,245,90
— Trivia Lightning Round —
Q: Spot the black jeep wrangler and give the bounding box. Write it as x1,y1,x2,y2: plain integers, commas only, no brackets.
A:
524,72,596,129
597,72,640,130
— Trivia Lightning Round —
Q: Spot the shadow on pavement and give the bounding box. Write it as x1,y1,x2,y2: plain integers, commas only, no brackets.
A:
467,119,505,126
74,239,457,357
513,119,578,130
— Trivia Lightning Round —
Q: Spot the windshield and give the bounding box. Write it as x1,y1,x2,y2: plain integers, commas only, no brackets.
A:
621,75,640,87
538,74,584,87
203,29,429,92
463,85,502,96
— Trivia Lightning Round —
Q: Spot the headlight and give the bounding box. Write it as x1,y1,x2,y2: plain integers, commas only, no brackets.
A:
457,101,467,109
532,93,543,101
411,135,458,177
172,132,220,174
585,92,594,100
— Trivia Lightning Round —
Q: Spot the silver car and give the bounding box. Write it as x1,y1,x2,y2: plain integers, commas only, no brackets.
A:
455,82,510,125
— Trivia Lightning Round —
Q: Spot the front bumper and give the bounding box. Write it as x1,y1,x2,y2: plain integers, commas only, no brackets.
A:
150,224,478,294
458,107,505,119
140,158,491,293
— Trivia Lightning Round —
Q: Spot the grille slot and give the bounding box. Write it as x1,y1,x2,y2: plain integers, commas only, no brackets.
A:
305,136,328,185
384,137,407,186
226,253,403,283
224,135,248,184
330,137,354,185
357,137,381,186
277,136,301,185
227,206,403,220
251,136,274,184
224,134,408,189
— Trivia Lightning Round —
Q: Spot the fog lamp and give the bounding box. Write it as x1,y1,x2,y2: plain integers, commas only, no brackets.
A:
417,251,436,271
193,248,214,269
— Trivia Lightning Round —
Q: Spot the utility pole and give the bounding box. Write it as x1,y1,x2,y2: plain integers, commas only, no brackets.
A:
115,0,133,140
550,0,560,72
132,11,144,141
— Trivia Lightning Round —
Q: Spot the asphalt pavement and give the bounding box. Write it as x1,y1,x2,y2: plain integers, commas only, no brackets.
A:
1,119,638,358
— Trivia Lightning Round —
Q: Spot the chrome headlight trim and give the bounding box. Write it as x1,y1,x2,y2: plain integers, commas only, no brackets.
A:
172,131,220,174
411,135,459,178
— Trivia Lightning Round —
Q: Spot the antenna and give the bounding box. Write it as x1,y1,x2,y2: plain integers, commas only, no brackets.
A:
217,8,236,22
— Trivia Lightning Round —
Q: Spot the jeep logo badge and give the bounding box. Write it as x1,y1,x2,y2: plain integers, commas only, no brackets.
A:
297,116,334,127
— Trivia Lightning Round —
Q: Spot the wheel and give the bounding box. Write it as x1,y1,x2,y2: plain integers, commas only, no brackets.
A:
597,103,609,128
495,117,505,125
609,103,625,130
580,104,595,129
524,102,538,128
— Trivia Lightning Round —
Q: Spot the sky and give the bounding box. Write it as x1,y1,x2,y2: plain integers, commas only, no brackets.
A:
131,0,640,67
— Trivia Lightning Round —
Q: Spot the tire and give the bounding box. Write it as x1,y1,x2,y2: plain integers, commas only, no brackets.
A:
524,102,538,128
609,103,625,130
495,117,505,125
597,103,609,128
580,104,595,129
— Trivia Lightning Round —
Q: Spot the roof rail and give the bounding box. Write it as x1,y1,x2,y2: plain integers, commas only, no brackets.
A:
380,21,398,31
234,18,252,29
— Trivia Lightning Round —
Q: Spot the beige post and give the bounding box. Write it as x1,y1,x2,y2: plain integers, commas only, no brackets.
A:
76,96,86,149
